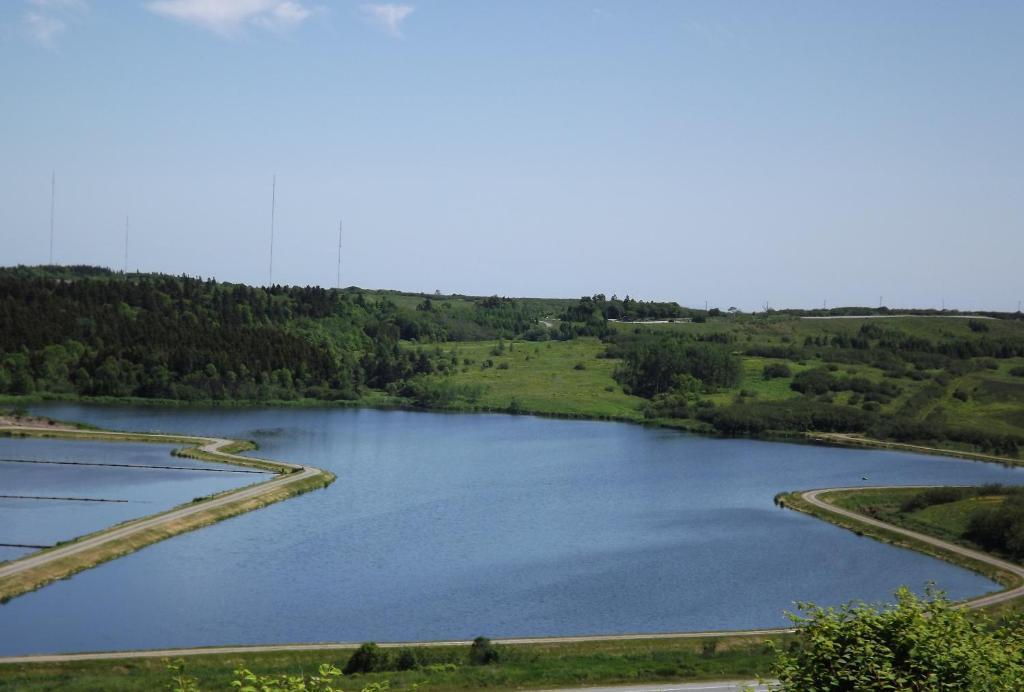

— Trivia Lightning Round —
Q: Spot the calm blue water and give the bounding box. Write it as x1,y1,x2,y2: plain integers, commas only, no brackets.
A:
0,437,268,560
1,404,1022,656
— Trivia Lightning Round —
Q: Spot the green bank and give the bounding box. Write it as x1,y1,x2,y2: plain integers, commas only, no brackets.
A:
0,635,780,691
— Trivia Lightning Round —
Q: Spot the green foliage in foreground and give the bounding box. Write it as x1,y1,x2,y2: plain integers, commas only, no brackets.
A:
167,659,389,692
772,588,1024,690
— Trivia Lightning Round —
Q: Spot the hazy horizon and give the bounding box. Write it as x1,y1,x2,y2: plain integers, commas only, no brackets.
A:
2,2,1022,311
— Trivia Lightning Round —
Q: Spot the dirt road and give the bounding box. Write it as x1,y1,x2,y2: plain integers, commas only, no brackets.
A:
800,487,1024,609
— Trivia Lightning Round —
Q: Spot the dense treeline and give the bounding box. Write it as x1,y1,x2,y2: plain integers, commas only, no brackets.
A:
561,294,695,322
785,324,1024,374
698,399,874,436
0,269,546,402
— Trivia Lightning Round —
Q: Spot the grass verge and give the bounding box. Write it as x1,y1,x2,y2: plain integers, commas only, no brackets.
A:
0,634,782,691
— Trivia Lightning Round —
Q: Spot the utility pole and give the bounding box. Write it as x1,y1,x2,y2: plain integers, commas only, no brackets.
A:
49,171,55,265
268,174,276,286
336,219,343,290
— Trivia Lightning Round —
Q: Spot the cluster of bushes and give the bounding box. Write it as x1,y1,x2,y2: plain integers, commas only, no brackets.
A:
966,491,1024,559
899,486,978,512
748,345,803,360
610,335,740,397
790,367,901,402
172,639,500,689
699,399,874,436
398,376,485,408
762,363,792,379
868,415,1022,455
342,638,499,675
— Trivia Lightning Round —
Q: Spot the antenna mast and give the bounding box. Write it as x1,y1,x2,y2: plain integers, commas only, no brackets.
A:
268,174,276,286
336,219,343,290
49,171,55,265
123,215,129,273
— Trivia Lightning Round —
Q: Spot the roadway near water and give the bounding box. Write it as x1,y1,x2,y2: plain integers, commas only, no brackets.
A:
0,437,269,561
2,404,1023,656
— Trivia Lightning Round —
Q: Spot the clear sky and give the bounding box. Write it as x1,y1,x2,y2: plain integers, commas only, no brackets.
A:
1,1,1022,311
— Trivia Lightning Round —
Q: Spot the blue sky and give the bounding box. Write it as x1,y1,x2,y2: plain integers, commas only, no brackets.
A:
1,1,1022,310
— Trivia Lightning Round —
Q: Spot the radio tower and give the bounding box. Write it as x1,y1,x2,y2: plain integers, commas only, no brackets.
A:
123,215,129,273
268,174,276,286
336,220,343,289
49,171,55,265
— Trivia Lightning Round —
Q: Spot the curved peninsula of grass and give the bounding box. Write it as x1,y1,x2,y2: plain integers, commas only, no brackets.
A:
0,419,335,603
777,487,1024,616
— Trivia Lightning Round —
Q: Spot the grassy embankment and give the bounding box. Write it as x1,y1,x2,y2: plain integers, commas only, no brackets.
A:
776,487,1024,617
0,634,782,691
0,425,335,603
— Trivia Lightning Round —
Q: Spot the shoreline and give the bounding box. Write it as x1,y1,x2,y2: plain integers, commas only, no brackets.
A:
9,392,1020,468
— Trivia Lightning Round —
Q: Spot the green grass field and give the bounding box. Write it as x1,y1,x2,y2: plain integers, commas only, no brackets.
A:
424,315,1024,461
0,635,782,691
442,337,647,420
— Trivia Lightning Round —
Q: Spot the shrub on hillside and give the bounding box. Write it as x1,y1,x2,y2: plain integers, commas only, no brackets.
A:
468,636,501,665
762,363,792,379
344,642,390,674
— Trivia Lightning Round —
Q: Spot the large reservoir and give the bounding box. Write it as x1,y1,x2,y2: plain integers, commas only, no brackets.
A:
2,404,1022,656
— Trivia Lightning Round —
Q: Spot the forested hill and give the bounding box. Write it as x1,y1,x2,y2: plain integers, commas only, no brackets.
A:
0,266,580,401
